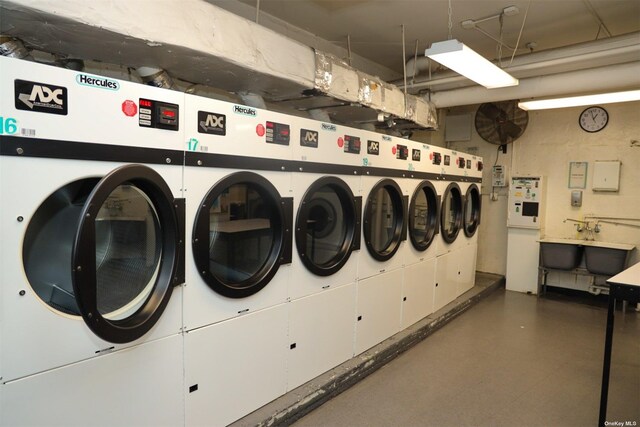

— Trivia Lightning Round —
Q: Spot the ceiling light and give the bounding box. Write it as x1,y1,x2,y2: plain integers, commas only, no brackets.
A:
518,90,640,110
424,39,519,89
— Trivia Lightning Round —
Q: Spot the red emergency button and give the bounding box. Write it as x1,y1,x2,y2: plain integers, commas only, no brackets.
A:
256,124,265,137
337,137,344,148
122,100,137,117
392,146,397,155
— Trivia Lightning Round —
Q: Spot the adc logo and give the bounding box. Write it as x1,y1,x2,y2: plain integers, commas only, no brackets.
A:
300,129,319,147
412,149,421,161
198,111,226,135
321,123,337,132
15,79,68,115
233,105,257,116
367,140,380,155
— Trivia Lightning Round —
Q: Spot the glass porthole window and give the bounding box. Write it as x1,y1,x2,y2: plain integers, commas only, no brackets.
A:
409,180,439,251
463,184,481,237
296,176,360,276
363,179,405,261
23,165,182,344
192,172,291,298
440,182,463,244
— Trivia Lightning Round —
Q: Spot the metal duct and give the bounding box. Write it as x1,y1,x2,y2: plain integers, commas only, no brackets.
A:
137,66,175,89
0,36,33,60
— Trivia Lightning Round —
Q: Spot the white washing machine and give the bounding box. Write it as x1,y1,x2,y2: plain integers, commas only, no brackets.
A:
286,120,361,390
400,141,441,328
355,133,409,355
0,57,185,425
182,95,292,426
455,152,483,297
433,148,483,310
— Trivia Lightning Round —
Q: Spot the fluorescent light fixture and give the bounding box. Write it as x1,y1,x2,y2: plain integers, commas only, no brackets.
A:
518,90,640,110
424,39,519,89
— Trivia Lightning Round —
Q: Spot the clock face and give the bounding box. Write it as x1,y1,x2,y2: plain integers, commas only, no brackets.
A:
579,106,608,133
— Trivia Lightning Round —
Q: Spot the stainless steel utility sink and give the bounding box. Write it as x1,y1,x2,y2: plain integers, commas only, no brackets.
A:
583,243,635,276
539,239,584,270
538,238,635,276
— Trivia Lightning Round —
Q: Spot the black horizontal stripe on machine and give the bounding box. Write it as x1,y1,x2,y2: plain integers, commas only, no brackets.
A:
185,151,482,183
0,136,482,183
0,135,184,166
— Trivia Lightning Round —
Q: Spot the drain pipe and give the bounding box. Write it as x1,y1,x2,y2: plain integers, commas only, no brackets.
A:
0,36,33,60
137,66,175,89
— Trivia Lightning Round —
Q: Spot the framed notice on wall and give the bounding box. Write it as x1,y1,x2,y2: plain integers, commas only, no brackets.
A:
568,161,588,189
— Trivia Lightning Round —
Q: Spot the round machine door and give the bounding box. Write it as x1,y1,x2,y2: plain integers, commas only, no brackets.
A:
363,179,406,261
23,164,183,344
192,171,292,298
463,184,481,237
296,176,360,276
409,180,439,251
440,182,463,244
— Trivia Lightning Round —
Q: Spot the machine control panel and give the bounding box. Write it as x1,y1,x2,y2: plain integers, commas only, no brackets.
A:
343,135,361,154
139,98,179,131
396,144,408,160
265,121,290,145
431,152,441,165
507,176,545,229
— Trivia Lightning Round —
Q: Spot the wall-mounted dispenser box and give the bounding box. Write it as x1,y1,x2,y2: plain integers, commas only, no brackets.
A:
592,160,621,192
571,190,583,207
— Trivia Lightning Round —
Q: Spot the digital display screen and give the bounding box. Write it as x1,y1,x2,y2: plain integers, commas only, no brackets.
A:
522,202,539,217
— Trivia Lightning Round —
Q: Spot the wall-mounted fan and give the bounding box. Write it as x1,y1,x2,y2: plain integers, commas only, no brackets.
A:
475,101,529,147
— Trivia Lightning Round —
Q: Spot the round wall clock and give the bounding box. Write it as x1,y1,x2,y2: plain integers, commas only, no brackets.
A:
579,106,608,133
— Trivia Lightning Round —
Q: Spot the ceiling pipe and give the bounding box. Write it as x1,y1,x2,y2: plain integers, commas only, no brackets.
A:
429,61,640,108
402,31,640,90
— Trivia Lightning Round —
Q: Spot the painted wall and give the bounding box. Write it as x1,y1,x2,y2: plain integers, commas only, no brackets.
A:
414,101,640,276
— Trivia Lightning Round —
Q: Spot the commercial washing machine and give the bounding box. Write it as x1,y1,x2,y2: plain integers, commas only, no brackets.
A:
355,132,408,355
400,141,441,328
0,57,185,426
182,95,292,426
286,119,362,390
455,153,483,297
433,148,483,310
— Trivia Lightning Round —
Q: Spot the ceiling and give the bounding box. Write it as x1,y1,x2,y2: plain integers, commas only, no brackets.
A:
212,0,640,80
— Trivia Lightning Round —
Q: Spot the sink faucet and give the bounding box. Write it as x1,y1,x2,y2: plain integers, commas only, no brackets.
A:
564,218,600,240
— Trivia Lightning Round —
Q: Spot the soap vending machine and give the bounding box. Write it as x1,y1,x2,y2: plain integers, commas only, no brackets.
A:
505,176,546,293
507,176,545,229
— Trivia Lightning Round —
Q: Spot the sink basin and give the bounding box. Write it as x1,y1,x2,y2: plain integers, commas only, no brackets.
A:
584,245,634,276
539,240,584,270
538,238,635,276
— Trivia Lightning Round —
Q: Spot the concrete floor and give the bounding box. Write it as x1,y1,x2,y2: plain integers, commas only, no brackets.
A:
293,290,640,427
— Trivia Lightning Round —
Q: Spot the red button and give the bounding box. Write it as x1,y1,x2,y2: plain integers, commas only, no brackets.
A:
392,146,397,155
337,137,344,148
256,124,265,137
122,100,137,117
